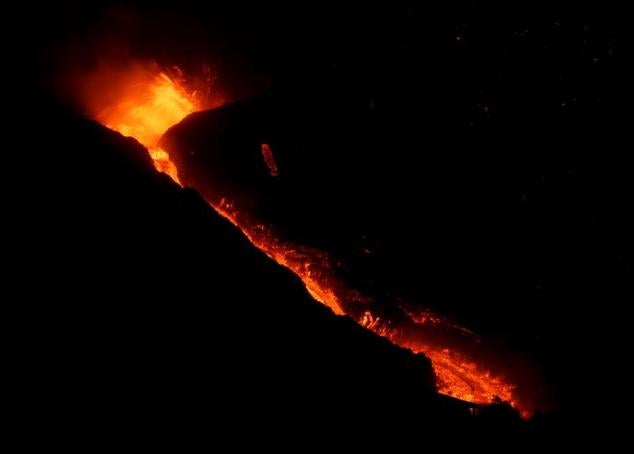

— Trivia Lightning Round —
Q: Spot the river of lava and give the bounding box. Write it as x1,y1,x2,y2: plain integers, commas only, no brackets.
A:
93,66,527,417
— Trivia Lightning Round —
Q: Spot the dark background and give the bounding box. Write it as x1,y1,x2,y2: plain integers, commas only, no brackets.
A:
14,1,632,445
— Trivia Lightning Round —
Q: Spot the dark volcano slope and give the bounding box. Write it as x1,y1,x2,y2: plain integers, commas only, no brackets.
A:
15,102,538,446
164,45,633,393
163,83,633,439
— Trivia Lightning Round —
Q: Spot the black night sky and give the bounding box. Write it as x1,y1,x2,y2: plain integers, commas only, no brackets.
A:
14,1,631,447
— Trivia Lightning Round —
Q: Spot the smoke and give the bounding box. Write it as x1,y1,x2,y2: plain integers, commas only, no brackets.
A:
41,3,269,114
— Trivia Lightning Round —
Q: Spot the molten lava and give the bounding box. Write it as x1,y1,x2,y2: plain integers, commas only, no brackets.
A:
261,143,280,177
89,63,531,417
96,68,198,184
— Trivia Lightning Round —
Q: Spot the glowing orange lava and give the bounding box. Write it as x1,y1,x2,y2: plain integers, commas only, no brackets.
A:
97,70,197,183
91,64,528,417
215,200,519,411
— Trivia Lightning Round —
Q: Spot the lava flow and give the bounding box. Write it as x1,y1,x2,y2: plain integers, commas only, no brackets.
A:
90,63,531,418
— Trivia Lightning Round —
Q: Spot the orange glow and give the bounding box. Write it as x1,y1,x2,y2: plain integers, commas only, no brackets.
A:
89,63,531,418
405,342,515,408
96,69,198,183
212,200,524,415
261,143,280,176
